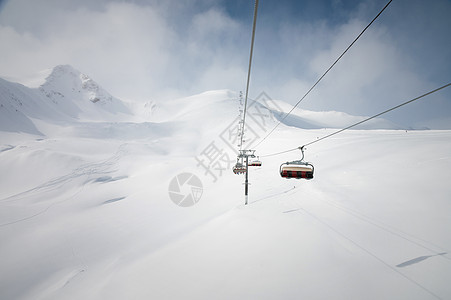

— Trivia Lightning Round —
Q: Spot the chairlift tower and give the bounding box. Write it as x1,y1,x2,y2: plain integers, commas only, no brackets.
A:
238,149,255,205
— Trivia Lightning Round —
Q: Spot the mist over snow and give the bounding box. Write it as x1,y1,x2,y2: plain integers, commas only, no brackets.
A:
1,64,451,299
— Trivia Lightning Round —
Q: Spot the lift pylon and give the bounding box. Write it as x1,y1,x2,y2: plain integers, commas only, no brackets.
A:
237,149,255,205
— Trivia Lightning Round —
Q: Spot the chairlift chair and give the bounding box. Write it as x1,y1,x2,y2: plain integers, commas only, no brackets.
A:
233,163,247,174
233,157,246,174
249,157,262,167
280,147,314,179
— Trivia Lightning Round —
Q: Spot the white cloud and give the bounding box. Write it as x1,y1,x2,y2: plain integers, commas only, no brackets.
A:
0,0,248,101
0,0,450,128
249,0,451,128
306,19,426,112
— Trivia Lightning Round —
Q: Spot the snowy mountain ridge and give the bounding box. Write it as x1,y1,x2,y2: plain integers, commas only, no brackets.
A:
39,65,126,109
0,65,134,135
0,65,403,137
38,65,131,120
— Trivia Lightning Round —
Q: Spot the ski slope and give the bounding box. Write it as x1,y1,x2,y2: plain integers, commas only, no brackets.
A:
1,67,450,299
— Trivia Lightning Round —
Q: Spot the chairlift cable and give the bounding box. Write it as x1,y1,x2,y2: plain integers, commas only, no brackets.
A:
260,147,299,158
302,82,451,148
240,0,259,151
260,82,451,158
253,0,393,149
233,0,259,182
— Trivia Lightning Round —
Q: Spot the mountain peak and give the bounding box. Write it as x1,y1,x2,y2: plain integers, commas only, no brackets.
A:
48,64,79,77
42,65,82,87
41,65,114,105
43,65,95,95
36,64,130,120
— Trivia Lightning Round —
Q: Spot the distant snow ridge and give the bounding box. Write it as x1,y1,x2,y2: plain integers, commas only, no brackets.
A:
264,99,401,130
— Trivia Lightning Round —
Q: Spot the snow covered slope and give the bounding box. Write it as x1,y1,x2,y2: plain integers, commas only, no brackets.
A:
0,77,59,135
0,68,450,300
0,65,133,135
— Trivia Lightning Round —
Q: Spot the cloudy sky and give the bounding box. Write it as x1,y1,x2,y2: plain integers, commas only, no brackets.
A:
0,0,450,128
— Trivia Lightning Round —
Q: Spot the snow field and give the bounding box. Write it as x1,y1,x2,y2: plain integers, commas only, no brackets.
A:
1,67,450,299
